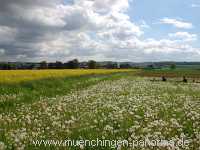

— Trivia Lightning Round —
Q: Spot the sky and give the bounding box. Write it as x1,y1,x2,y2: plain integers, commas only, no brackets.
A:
0,0,200,62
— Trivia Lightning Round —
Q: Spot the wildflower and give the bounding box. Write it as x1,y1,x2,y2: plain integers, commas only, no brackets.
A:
0,141,6,150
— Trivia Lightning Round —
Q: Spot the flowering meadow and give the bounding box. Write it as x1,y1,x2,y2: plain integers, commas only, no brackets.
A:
0,75,199,150
0,69,132,84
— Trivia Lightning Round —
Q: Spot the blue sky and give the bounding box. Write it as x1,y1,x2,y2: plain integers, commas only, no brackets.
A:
129,0,200,46
0,0,200,62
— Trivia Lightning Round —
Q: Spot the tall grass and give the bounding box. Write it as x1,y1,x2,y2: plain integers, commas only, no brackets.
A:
0,72,134,113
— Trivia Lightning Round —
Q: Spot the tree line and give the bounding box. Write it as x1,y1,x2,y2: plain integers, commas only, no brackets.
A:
39,59,102,69
0,59,132,70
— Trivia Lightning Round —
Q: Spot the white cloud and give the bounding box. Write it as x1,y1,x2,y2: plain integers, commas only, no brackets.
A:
0,0,200,62
0,26,17,43
191,4,200,8
90,0,129,13
16,54,27,59
160,18,193,29
0,48,5,56
140,20,150,29
169,32,197,42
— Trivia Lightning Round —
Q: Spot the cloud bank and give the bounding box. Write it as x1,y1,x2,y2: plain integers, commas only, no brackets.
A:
0,0,200,62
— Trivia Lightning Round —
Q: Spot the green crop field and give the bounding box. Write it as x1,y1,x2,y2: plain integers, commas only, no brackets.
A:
138,68,200,79
0,69,199,150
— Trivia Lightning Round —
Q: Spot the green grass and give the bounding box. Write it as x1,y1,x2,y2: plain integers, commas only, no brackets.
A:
1,76,199,150
138,68,200,78
0,72,134,113
0,70,199,150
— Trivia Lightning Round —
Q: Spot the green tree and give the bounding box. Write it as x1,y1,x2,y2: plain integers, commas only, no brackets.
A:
88,60,97,69
55,61,63,69
67,59,79,69
170,64,176,70
40,61,48,69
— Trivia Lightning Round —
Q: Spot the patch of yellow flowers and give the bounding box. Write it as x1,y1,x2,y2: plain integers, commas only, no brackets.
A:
0,69,133,84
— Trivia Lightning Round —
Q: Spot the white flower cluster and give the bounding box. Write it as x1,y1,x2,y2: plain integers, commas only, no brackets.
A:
0,77,199,149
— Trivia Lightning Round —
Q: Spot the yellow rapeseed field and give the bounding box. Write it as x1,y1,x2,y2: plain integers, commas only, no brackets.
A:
0,69,133,83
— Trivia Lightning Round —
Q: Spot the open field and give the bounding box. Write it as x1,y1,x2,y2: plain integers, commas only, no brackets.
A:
0,72,134,112
0,69,133,84
0,69,200,150
138,69,200,78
